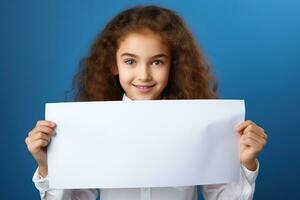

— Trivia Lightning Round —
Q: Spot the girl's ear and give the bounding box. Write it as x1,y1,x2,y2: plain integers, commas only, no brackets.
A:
111,65,119,75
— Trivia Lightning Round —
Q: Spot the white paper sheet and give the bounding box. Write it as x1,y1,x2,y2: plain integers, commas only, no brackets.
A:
46,99,245,189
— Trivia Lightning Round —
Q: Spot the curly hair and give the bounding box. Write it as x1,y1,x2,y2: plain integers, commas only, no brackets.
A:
66,5,218,101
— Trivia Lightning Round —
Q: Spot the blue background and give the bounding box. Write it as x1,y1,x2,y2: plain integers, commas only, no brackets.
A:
1,0,299,199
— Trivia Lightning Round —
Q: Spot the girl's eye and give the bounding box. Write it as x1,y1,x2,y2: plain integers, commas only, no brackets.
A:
124,59,136,65
152,60,164,65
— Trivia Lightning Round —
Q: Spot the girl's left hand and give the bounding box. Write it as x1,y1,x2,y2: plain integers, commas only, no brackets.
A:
235,120,268,171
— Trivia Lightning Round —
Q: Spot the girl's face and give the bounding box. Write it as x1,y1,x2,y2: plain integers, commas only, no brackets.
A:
115,31,171,100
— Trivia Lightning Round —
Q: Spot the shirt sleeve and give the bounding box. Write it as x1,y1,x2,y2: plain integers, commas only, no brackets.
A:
201,159,259,200
32,167,98,200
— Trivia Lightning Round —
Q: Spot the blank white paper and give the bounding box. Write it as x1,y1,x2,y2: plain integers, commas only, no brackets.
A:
46,99,245,189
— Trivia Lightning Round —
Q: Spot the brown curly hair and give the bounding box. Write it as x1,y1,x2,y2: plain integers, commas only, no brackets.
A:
66,5,218,101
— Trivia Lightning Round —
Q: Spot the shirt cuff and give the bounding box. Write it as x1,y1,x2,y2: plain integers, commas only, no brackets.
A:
241,159,260,184
32,167,50,193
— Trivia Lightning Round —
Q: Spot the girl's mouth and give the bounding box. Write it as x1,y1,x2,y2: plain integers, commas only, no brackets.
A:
133,84,155,93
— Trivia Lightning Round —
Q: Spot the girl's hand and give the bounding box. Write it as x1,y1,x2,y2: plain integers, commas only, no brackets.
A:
235,120,268,171
25,120,56,177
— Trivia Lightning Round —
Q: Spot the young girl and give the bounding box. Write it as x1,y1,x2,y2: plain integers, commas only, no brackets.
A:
25,5,267,200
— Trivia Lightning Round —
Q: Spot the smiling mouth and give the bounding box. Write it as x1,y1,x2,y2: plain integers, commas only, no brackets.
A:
132,84,155,88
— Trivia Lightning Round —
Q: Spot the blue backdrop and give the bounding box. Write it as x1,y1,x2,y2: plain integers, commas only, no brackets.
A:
1,0,299,199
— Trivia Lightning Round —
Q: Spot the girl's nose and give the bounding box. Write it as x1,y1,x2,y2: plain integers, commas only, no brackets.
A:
137,65,152,81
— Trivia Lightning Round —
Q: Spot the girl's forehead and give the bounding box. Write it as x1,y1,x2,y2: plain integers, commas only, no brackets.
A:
117,31,170,56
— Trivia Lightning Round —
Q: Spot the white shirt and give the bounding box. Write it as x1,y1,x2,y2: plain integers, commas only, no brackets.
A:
32,94,259,200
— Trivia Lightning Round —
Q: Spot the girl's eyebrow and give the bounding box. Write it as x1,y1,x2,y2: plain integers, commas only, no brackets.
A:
151,54,168,59
121,53,139,58
120,53,168,59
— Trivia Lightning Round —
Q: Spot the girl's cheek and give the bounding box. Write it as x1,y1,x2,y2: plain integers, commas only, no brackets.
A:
157,67,170,80
119,70,134,84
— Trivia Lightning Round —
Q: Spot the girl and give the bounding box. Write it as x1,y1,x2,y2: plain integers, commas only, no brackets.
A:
25,5,267,200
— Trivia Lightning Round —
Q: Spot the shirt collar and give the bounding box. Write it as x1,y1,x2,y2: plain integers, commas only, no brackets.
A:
122,93,167,101
122,93,132,101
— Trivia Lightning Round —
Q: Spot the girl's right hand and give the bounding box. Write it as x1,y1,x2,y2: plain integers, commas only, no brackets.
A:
25,120,56,177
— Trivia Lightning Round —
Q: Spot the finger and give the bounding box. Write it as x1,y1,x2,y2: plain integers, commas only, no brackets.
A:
243,131,267,145
27,132,51,143
36,120,56,128
29,125,55,137
235,120,256,132
243,125,267,139
241,137,259,148
27,139,49,154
